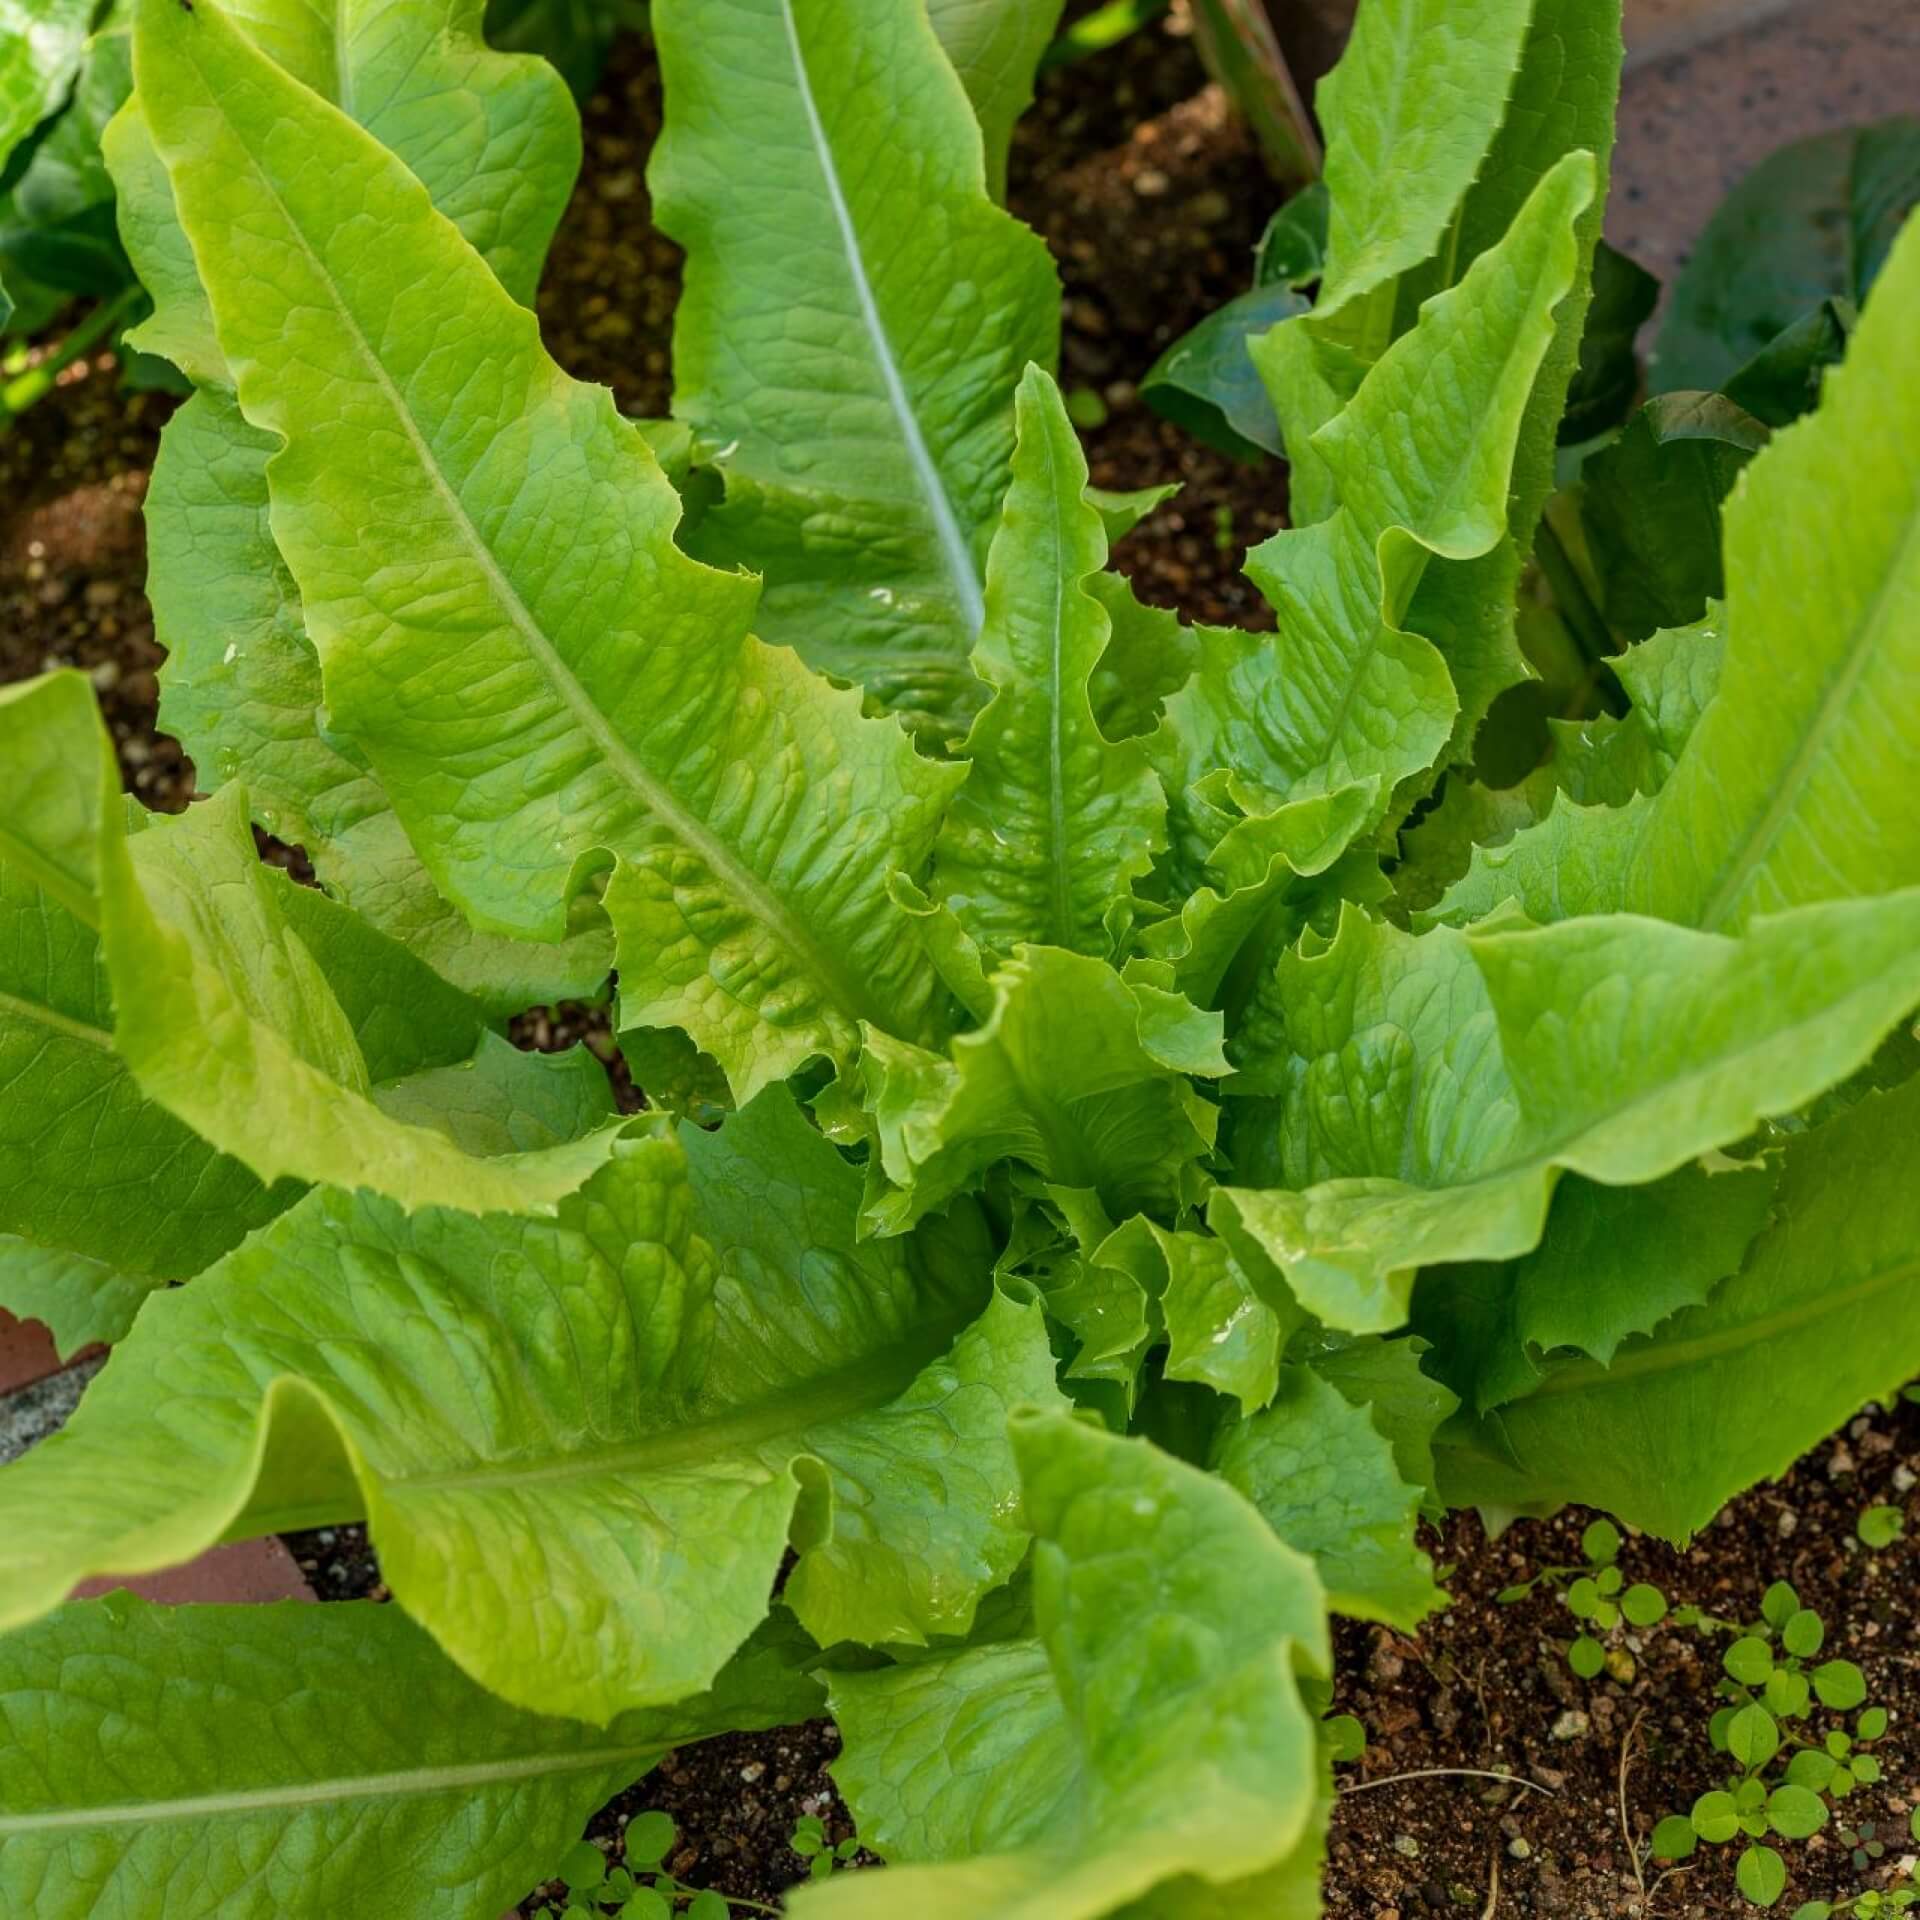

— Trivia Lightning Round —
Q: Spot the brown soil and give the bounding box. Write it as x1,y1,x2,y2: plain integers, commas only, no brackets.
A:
4,9,1914,1920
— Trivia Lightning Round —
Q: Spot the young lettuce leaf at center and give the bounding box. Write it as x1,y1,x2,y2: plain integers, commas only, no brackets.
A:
0,1596,824,1920
133,0,961,1103
798,1413,1331,1920
0,1098,1059,1724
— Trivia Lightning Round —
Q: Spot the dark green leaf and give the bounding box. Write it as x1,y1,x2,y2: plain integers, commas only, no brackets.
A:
1142,283,1309,461
1559,239,1658,444
1255,182,1330,288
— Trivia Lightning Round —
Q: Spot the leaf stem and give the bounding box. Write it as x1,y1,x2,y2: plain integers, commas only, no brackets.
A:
0,287,141,428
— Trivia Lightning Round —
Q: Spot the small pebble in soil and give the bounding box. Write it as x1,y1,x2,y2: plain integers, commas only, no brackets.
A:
1551,1709,1590,1741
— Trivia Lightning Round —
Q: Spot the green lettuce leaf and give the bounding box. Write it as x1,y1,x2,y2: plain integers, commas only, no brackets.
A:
650,0,1059,730
1431,209,1920,932
1213,1363,1444,1630
1163,153,1594,864
846,946,1225,1236
925,0,1066,201
1412,1159,1777,1413
799,1411,1330,1919
933,367,1164,961
0,1594,822,1920
0,1237,161,1362
1220,893,1920,1328
0,0,94,162
135,0,960,1101
0,1104,1055,1721
1435,1073,1920,1540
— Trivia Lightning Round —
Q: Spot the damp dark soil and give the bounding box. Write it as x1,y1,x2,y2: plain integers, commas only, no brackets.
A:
3,8,1915,1919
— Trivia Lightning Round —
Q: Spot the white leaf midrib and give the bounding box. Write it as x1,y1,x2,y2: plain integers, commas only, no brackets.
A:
777,0,985,638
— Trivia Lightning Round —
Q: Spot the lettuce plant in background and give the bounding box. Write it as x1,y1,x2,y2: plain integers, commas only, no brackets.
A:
0,0,1916,1915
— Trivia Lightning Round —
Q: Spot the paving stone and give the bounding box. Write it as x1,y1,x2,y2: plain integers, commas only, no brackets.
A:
0,1308,95,1395
72,1538,314,1608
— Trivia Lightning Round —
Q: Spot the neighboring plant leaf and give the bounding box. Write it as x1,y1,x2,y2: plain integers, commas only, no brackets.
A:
804,1411,1330,1919
1214,1363,1444,1630
0,1236,162,1361
1653,115,1920,395
135,0,961,1102
1413,1159,1778,1413
0,1103,1052,1721
1254,182,1328,288
1720,295,1854,429
924,0,1068,202
0,0,94,161
1430,210,1920,932
933,367,1165,959
0,1594,823,1920
1580,392,1768,642
1436,1074,1920,1540
1142,283,1307,461
650,0,1059,731
1220,893,1920,1328
1560,239,1659,444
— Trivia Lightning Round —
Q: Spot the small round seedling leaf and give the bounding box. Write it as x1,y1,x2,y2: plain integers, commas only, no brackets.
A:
1693,1790,1741,1844
1710,1706,1737,1752
1736,1778,1768,1814
687,1894,730,1920
1767,1784,1829,1839
1593,1599,1621,1631
1783,1609,1826,1658
1324,1713,1367,1762
1652,1815,1698,1860
625,1812,676,1870
1568,1577,1602,1620
1826,1730,1853,1758
791,1828,824,1859
810,1854,835,1881
1728,1703,1782,1770
1496,1584,1531,1604
560,1842,607,1892
1737,1843,1787,1907
1858,1505,1905,1549
1569,1635,1606,1679
1830,1766,1856,1797
1785,1749,1837,1791
1853,1753,1882,1785
621,1891,672,1920
1814,1660,1867,1710
1623,1582,1668,1627
1597,1565,1624,1596
1857,1706,1889,1740
1792,1904,1834,1920
606,1869,634,1899
1762,1582,1800,1629
1726,1637,1776,1686
1583,1519,1622,1564
1765,1668,1811,1718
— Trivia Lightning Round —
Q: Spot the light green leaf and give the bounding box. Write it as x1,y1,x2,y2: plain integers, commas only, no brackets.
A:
0,1236,161,1362
925,0,1066,201
650,0,1058,731
372,1030,616,1157
108,0,580,382
848,946,1224,1236
1432,210,1920,933
135,0,959,1102
0,1103,1048,1719
102,784,622,1215
0,1594,822,1920
1435,1074,1920,1540
1222,894,1920,1330
1413,1159,1777,1412
800,1412,1329,1920
933,367,1164,960
1214,1364,1444,1631
1168,155,1594,856
0,0,94,161
145,388,613,1014
0,674,291,1278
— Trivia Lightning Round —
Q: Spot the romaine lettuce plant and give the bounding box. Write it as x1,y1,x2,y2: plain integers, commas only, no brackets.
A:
1,0,1917,1915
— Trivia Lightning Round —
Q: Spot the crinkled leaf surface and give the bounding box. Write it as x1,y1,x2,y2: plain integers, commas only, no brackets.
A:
1433,211,1920,932
1220,894,1920,1328
1166,155,1593,860
1213,1363,1443,1630
848,946,1225,1235
117,0,604,1009
799,1411,1329,1919
1413,1159,1777,1413
136,0,958,1101
0,1104,1052,1721
0,1595,822,1920
925,0,1065,201
651,0,1058,732
1436,1075,1920,1540
933,367,1163,960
